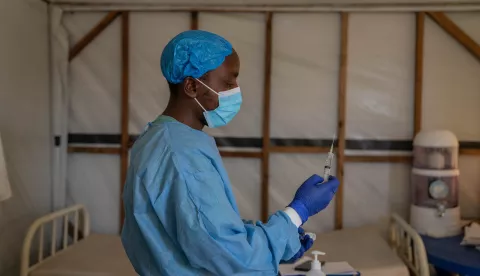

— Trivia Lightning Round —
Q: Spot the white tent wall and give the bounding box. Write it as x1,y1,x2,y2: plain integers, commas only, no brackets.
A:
268,13,340,231
62,10,480,235
423,12,480,218
0,0,51,275
200,13,266,138
63,13,120,232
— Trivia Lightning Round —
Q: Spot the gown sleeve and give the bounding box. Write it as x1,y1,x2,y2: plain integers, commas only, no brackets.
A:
152,152,301,275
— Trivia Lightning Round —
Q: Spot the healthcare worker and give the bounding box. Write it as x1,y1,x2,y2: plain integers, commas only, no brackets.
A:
121,30,340,276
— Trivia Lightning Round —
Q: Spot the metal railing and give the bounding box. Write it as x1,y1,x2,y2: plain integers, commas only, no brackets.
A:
20,204,90,276
389,213,429,276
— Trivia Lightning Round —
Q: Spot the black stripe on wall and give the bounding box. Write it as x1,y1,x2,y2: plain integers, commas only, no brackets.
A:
68,134,125,144
68,133,480,151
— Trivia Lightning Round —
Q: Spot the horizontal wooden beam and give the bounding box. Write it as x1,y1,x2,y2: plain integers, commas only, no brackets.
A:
269,146,330,153
57,3,480,13
427,12,480,62
68,146,121,154
68,146,480,158
459,148,480,155
69,11,122,61
219,151,262,158
345,155,412,163
68,146,265,158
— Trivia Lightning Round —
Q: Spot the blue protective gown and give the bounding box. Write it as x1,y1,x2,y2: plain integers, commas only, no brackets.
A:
121,116,300,276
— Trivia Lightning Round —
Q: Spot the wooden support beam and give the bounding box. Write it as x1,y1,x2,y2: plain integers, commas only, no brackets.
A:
345,155,412,163
68,145,480,158
414,12,425,135
69,11,121,62
119,12,130,232
68,146,121,154
335,12,349,230
191,11,199,30
261,12,273,222
460,148,480,155
220,151,262,158
427,12,480,62
269,146,330,153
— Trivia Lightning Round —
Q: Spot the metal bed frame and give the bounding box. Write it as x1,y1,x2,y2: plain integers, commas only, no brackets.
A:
20,204,90,276
20,205,430,276
389,213,430,276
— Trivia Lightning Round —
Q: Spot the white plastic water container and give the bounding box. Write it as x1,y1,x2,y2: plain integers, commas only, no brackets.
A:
413,130,458,170
411,168,459,209
410,205,462,237
410,130,461,238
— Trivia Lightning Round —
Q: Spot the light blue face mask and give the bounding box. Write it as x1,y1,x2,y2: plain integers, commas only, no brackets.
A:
194,79,242,128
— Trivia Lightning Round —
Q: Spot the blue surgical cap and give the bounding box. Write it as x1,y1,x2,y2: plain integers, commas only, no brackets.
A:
160,30,233,84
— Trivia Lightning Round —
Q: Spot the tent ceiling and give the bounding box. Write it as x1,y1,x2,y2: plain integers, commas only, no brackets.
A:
46,0,480,3
45,0,480,12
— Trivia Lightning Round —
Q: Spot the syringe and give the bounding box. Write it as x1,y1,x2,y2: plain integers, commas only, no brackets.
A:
320,134,336,184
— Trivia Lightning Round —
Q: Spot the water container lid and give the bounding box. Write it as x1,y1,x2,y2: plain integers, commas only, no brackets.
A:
413,130,459,147
412,168,459,177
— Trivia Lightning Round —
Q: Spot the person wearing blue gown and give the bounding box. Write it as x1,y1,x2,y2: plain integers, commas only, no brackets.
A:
121,30,340,276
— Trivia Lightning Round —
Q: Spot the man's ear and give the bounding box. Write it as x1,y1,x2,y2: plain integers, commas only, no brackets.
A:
183,77,198,98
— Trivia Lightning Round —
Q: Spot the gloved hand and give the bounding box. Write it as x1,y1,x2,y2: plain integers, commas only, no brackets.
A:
281,227,314,264
288,174,339,224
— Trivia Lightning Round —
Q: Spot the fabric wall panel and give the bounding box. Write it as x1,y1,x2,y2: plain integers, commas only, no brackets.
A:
343,163,411,228
129,13,190,134
422,14,480,141
269,153,336,233
270,13,340,139
458,156,480,219
199,13,266,138
64,13,122,134
67,154,120,234
346,13,415,140
222,158,261,220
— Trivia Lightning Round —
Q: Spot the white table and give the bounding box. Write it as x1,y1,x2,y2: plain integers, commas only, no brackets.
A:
281,224,409,276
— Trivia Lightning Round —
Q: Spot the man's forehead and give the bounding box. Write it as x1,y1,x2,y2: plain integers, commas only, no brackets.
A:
215,53,239,75
225,52,240,71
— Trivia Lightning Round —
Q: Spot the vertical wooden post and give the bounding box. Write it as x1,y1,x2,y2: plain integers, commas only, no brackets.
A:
261,12,273,222
119,11,130,232
191,11,199,30
335,12,349,230
414,12,425,135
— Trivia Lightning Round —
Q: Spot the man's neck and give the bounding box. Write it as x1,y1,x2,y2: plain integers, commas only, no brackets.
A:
162,101,204,131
